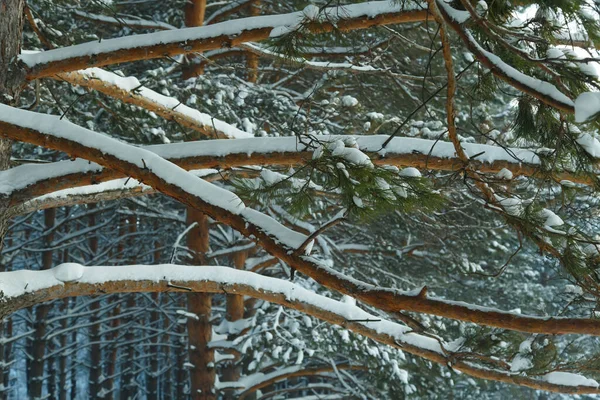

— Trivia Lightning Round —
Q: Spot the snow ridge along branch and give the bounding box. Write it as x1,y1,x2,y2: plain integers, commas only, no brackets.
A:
1,104,600,337
0,263,598,395
21,2,428,80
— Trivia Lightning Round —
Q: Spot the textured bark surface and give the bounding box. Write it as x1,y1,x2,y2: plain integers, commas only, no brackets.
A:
0,0,23,251
246,1,260,83
222,251,247,397
186,208,215,400
0,0,26,104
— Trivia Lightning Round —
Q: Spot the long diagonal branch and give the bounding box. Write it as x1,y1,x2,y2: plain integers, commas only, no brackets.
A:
0,105,600,336
0,264,598,395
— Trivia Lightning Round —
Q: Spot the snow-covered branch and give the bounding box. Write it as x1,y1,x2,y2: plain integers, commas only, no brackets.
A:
21,2,428,80
435,0,575,113
5,134,561,208
57,68,252,139
0,264,598,395
0,104,599,337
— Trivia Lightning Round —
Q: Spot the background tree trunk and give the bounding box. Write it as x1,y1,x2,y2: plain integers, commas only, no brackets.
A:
182,0,207,79
246,1,261,83
186,208,215,400
223,251,247,398
88,205,102,398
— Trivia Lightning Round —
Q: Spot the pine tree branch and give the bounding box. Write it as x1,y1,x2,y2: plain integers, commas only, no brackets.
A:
0,264,599,395
1,105,600,337
21,3,428,80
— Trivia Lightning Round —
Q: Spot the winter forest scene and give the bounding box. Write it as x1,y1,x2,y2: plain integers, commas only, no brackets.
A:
6,0,600,399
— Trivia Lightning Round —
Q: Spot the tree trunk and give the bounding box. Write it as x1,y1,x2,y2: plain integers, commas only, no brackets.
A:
0,0,24,241
184,0,206,29
186,208,215,399
246,1,261,83
104,216,125,400
182,0,206,79
0,6,25,395
29,208,56,399
146,223,161,399
59,210,70,400
223,251,247,397
88,205,102,397
120,216,137,400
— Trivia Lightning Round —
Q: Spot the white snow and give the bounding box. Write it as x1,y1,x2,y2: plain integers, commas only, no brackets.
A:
66,68,252,139
398,167,422,178
52,263,84,282
465,31,574,109
20,1,419,68
496,168,513,180
542,372,599,388
575,92,600,123
341,95,359,107
576,132,600,157
0,264,443,356
540,209,564,227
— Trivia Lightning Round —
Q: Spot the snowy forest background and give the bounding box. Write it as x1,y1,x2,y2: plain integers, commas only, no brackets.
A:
1,0,600,399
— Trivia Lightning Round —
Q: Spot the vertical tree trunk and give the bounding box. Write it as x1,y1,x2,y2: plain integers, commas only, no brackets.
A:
146,222,161,399
184,0,206,29
88,205,102,397
246,1,261,83
222,251,247,395
0,238,12,396
120,216,137,400
186,208,215,399
175,296,187,400
58,209,70,400
105,216,125,400
1,5,25,395
58,298,69,400
0,0,24,238
29,208,56,399
182,0,206,79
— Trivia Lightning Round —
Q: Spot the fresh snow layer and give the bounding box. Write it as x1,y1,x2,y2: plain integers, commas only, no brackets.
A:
542,371,599,388
70,68,252,139
0,264,442,354
0,103,245,216
466,31,574,109
0,135,540,198
52,263,85,282
575,92,600,123
20,1,418,68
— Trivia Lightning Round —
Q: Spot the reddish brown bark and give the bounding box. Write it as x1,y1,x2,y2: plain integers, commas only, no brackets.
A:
181,0,206,80
25,8,428,79
2,277,599,395
3,120,600,336
10,144,577,208
186,208,215,399
246,1,260,83
185,0,206,29
222,251,247,392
